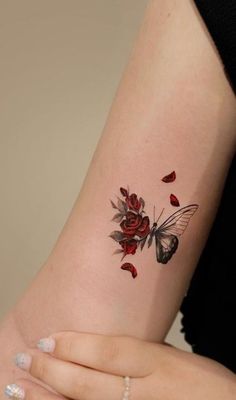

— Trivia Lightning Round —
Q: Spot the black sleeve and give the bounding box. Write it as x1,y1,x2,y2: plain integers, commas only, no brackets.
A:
193,0,236,95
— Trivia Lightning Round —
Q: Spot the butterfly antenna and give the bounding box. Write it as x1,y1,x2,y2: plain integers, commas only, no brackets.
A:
156,207,165,225
153,205,156,224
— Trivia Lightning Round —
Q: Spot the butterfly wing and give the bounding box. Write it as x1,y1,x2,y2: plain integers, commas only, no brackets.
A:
157,204,199,236
155,233,179,264
154,204,198,264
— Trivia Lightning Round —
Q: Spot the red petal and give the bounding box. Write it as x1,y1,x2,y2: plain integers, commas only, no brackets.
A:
121,262,137,278
162,171,176,183
170,193,180,207
120,187,128,197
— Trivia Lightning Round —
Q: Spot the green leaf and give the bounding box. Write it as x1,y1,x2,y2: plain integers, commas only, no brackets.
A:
113,249,123,255
140,236,148,251
147,234,154,248
116,197,127,213
111,213,124,223
110,199,118,209
109,230,126,242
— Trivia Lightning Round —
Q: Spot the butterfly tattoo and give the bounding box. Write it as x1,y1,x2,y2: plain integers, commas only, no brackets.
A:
146,204,198,264
109,176,199,278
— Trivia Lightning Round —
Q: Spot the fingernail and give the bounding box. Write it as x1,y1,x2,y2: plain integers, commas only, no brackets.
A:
4,384,25,399
14,353,32,371
37,337,55,352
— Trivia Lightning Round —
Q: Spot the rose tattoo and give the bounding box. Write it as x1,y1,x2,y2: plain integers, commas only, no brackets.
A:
109,172,199,278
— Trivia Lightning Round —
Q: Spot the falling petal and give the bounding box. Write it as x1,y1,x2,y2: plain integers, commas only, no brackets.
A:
121,262,137,278
162,171,176,183
170,193,180,207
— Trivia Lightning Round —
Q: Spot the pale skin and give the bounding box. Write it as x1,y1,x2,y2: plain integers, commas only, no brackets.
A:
1,0,236,398
8,331,236,400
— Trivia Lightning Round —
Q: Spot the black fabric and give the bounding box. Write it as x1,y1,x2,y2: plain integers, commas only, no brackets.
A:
180,1,236,372
180,154,236,372
193,0,236,95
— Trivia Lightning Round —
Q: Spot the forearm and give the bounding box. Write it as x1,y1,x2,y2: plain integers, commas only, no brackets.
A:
9,0,236,348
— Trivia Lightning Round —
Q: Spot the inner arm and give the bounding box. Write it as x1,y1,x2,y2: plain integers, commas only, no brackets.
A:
5,0,236,350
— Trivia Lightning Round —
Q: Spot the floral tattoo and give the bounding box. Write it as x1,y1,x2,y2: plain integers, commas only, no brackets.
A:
109,171,199,278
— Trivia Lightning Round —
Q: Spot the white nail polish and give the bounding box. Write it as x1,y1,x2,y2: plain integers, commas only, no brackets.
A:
37,337,55,352
14,353,32,370
4,384,25,399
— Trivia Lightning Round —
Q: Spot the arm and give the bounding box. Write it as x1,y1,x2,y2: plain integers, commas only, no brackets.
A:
12,0,236,341
1,0,236,388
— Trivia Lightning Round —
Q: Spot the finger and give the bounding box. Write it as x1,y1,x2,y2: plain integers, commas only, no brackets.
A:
4,379,65,400
15,352,143,400
37,331,157,376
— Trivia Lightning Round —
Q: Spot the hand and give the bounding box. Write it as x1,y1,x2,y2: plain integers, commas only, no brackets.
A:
5,331,236,400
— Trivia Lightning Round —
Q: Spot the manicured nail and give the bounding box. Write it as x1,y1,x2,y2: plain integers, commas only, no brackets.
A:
37,337,55,352
4,383,25,399
14,353,32,371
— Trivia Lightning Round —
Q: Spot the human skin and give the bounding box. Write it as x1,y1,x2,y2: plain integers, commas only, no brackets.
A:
8,331,236,400
1,0,236,397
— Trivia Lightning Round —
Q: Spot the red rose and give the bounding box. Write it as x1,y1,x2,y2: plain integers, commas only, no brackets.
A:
120,211,142,236
126,193,141,212
136,215,150,237
119,239,138,255
120,211,150,238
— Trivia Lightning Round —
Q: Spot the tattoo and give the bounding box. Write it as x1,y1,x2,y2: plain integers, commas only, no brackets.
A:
161,170,176,182
109,171,199,278
170,193,180,207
